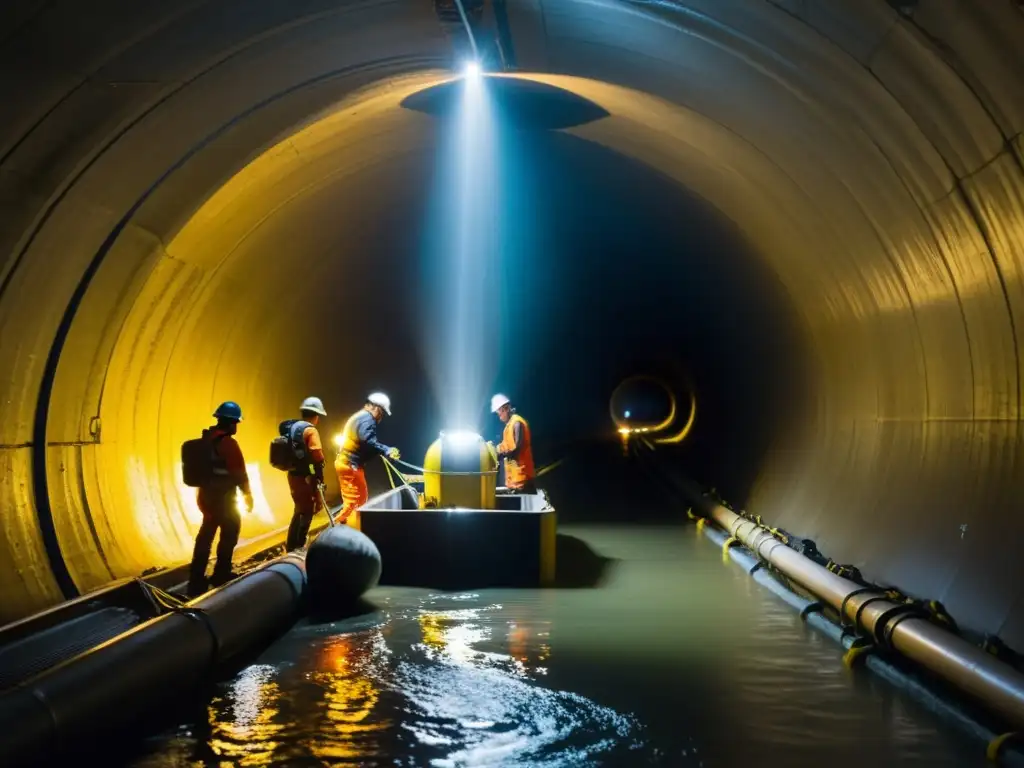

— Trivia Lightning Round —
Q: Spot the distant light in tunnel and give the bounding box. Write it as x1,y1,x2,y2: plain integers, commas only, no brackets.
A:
653,392,697,445
462,60,482,79
624,410,631,419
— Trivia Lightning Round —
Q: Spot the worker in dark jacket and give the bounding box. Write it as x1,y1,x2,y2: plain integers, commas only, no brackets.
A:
334,392,400,527
188,401,253,596
491,393,537,493
284,396,328,551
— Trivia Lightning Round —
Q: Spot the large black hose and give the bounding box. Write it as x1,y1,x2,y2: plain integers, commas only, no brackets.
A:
0,554,306,767
306,525,382,609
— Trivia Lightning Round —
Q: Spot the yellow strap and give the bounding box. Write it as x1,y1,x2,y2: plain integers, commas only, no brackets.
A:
843,641,874,669
986,732,1019,761
380,456,408,488
722,537,739,563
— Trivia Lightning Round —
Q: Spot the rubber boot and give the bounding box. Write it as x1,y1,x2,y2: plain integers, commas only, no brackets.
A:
186,576,208,598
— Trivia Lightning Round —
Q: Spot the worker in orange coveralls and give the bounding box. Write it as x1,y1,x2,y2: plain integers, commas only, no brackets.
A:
334,393,400,528
188,401,253,596
491,393,537,494
283,396,328,551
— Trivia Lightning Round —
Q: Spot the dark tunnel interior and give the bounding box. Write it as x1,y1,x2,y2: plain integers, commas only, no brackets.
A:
1,0,1024,658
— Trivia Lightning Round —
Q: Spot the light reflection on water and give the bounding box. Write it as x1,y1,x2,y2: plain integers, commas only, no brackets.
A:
307,632,392,762
399,607,644,766
127,525,991,767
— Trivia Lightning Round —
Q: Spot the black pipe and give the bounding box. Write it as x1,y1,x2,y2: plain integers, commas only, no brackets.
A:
0,554,306,767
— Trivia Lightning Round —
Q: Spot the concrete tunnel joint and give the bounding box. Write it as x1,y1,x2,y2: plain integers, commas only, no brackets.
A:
24,54,445,600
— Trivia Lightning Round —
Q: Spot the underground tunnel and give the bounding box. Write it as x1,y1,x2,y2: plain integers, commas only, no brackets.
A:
1,0,1024,761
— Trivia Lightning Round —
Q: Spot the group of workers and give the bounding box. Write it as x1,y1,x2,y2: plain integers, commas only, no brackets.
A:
186,392,534,595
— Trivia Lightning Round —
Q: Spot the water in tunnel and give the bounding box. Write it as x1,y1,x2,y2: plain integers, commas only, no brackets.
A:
3,0,1024,762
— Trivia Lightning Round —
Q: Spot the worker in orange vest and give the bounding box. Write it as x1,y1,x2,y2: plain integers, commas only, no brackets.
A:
284,396,328,550
188,401,253,596
490,393,537,493
335,392,400,526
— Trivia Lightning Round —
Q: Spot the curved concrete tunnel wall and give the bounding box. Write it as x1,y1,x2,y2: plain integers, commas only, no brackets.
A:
1,0,1023,650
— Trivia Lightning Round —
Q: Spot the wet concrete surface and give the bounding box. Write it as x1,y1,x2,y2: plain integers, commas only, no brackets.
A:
124,524,990,767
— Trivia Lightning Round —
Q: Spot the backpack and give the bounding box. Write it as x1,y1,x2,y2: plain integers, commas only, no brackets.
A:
269,419,313,473
181,432,227,488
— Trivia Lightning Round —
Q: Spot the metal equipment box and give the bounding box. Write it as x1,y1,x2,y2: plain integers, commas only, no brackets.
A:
359,485,556,589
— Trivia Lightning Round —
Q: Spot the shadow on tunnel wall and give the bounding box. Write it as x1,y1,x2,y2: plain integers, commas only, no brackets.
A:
401,75,611,130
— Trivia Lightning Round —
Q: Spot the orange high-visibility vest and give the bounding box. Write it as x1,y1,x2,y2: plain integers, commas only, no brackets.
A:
499,413,535,489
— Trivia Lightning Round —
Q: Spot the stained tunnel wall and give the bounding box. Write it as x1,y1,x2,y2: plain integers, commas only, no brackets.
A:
0,0,1023,649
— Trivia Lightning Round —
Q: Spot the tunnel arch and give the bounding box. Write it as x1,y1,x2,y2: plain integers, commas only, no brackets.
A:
1,1,1022,648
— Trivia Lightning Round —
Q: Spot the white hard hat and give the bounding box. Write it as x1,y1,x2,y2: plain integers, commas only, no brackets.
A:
490,393,511,413
300,396,327,417
368,392,392,416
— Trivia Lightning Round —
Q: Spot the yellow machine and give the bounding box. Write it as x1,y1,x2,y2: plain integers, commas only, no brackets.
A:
421,430,498,509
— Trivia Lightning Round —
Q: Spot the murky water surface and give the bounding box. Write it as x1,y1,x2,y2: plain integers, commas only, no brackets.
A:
128,525,988,766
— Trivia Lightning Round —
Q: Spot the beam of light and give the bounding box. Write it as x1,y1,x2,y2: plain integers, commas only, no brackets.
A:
420,72,499,431
463,60,482,79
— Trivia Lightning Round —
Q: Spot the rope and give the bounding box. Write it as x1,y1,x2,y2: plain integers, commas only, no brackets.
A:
377,437,567,489
387,456,499,478
382,457,403,489
137,580,187,612
137,579,220,661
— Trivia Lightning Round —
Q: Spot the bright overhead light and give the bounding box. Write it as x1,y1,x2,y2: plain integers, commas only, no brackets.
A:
442,429,482,445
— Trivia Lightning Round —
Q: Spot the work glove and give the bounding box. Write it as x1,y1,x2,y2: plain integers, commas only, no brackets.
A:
244,492,255,514
387,447,401,460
